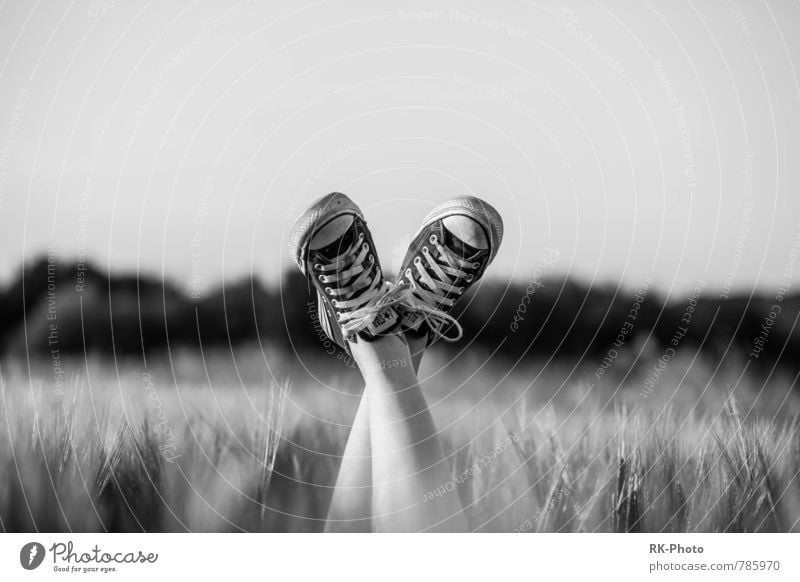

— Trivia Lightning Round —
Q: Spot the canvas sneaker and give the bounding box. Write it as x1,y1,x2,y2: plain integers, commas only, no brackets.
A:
394,196,503,343
288,192,403,348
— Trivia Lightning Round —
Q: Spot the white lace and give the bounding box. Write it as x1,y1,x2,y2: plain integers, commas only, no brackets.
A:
400,234,479,342
314,232,405,338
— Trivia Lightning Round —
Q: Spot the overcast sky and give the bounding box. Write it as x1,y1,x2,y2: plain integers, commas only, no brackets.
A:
1,0,799,300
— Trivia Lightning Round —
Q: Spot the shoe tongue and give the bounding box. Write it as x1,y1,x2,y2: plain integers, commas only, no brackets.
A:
314,226,357,260
442,225,483,260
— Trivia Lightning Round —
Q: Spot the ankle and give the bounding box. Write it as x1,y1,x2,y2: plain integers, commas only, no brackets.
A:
348,332,414,380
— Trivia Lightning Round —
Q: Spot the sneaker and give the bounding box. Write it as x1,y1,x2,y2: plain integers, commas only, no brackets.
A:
288,192,403,348
394,196,504,343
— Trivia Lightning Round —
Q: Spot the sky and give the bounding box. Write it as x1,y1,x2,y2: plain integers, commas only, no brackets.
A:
1,0,799,300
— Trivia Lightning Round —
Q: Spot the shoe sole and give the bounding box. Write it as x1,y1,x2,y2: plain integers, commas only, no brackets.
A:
418,196,504,263
288,192,364,273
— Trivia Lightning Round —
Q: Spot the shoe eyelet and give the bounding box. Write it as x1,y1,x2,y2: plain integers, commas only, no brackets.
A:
358,233,364,240
414,256,422,265
362,242,369,251
472,262,480,269
313,263,323,271
325,287,333,295
422,246,429,255
318,275,325,282
369,254,374,262
429,234,437,244
466,274,474,282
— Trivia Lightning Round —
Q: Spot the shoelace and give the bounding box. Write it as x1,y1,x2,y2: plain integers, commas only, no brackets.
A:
314,232,405,338
401,233,480,342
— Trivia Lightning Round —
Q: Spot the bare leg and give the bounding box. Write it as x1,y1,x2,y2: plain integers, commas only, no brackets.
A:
325,330,429,530
324,392,372,532
322,213,484,531
350,333,467,532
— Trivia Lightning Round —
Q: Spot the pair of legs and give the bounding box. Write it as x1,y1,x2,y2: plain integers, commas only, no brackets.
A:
325,331,468,532
290,193,500,532
324,217,488,532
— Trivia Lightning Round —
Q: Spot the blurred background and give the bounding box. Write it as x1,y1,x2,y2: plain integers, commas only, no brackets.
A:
1,0,799,532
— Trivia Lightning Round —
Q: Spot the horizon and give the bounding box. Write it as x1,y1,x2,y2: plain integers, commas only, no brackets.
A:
7,248,796,305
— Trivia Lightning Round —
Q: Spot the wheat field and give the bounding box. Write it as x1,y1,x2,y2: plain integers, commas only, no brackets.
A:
1,346,799,533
